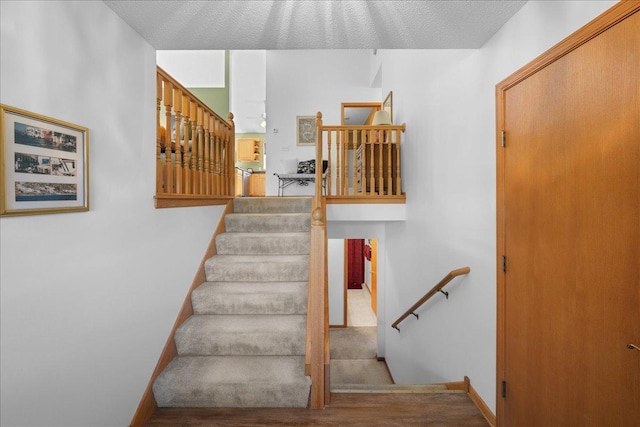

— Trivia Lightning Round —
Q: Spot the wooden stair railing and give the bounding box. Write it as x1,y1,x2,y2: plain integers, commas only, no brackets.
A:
306,112,330,409
391,267,471,332
316,115,406,201
155,66,236,208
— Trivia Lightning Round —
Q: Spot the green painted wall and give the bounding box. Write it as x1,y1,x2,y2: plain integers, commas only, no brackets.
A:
188,51,230,119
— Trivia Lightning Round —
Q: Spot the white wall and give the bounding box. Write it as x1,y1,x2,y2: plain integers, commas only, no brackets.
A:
379,0,616,413
230,50,267,133
265,50,380,196
328,239,345,326
0,2,225,426
156,50,226,87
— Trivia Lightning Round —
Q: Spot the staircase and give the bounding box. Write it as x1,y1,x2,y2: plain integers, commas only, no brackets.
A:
330,326,393,387
152,197,313,408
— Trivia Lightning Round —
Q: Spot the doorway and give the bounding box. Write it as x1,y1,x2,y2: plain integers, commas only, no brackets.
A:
345,239,377,327
496,4,640,425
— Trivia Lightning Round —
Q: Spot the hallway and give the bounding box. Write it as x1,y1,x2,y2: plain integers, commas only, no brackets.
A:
330,287,393,387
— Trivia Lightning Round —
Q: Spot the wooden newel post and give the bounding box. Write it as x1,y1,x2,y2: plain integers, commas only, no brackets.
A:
309,205,326,409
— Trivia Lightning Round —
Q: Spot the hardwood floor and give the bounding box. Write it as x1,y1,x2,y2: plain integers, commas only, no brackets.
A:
144,392,490,426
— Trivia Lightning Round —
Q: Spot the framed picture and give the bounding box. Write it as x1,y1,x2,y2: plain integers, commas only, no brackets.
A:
296,115,316,146
1,104,89,216
383,91,393,124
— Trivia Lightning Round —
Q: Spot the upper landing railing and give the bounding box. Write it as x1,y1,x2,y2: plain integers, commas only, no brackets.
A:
155,66,236,208
315,112,406,203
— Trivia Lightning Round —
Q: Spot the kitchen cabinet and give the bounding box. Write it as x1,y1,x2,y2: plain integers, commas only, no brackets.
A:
249,173,265,196
237,138,261,162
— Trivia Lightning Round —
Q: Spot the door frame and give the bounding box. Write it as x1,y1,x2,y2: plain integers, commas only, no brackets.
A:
495,2,640,424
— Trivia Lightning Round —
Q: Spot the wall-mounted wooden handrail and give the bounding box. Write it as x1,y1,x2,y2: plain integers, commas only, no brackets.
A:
391,267,470,332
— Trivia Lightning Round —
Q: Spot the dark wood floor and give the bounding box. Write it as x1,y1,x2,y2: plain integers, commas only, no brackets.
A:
144,392,490,426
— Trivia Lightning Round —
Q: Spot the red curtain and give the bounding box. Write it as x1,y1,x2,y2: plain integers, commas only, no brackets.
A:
347,239,364,289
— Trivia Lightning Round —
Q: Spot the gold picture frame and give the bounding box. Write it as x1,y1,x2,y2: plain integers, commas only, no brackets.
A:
0,104,89,216
383,91,393,124
296,115,316,146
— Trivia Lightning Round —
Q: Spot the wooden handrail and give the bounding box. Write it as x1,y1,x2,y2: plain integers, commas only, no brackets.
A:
391,267,470,332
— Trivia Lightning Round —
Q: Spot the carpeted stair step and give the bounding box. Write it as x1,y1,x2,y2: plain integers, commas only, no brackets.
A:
234,197,311,214
152,196,313,409
192,281,308,315
215,232,309,255
330,359,394,385
330,326,377,359
225,213,310,233
205,254,309,282
331,383,460,394
153,355,311,408
175,314,306,356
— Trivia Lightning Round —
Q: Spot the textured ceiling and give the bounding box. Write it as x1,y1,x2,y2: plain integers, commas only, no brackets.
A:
103,0,527,50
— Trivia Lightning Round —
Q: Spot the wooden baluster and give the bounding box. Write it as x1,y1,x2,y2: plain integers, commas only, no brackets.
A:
221,119,227,195
227,113,235,196
189,102,198,195
209,116,220,195
203,111,210,195
173,88,183,194
352,129,359,195
213,117,220,195
385,129,392,195
339,129,344,195
342,130,349,195
368,130,375,195
213,115,219,195
182,96,191,195
315,112,323,198
156,74,163,194
220,118,226,195
327,131,332,196
223,118,228,195
196,107,203,194
377,134,384,196
336,130,342,195
163,80,174,194
334,130,340,195
360,129,364,194
395,128,402,195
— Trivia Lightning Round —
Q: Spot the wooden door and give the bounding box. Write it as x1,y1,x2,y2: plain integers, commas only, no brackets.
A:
370,239,378,315
497,5,640,426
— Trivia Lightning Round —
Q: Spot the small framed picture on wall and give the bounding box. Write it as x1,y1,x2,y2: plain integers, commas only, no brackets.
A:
296,115,316,146
0,104,89,216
